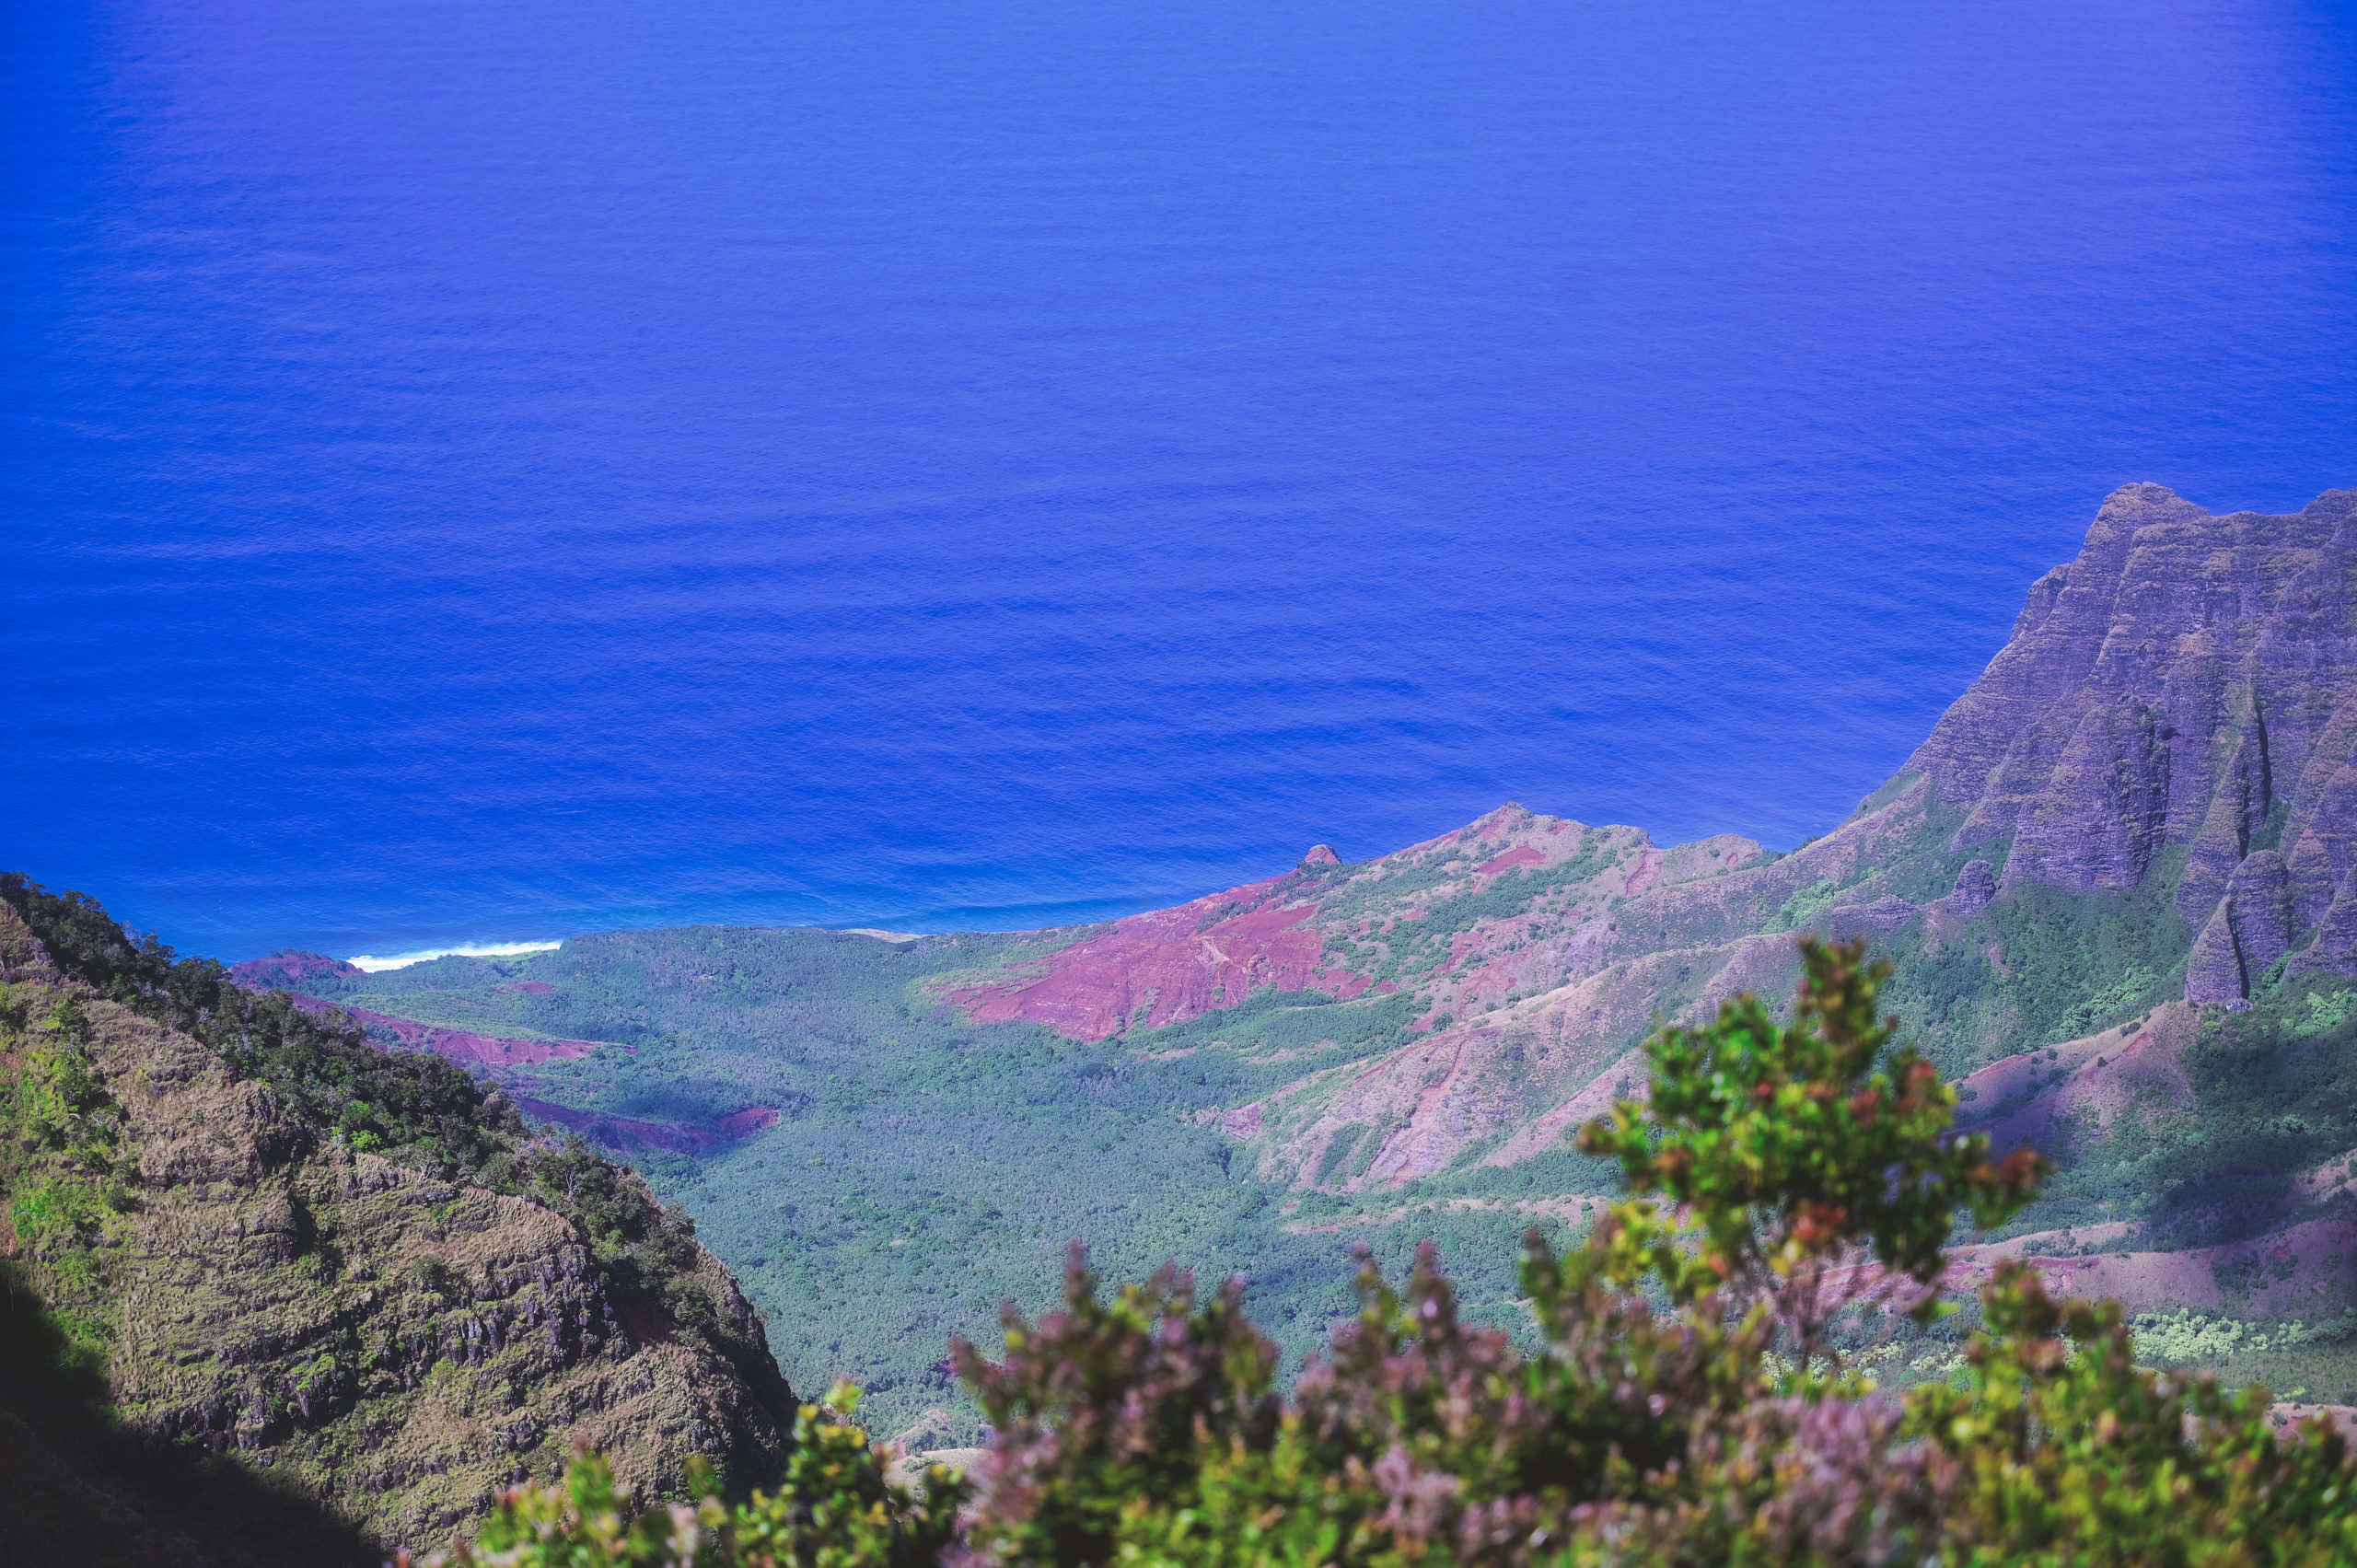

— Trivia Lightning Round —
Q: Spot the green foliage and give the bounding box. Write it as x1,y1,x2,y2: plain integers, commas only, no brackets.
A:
0,873,519,1184
1912,1262,2357,1566
0,975,136,1371
734,1382,968,1568
953,1251,1282,1566
421,1445,721,1568
1579,938,2045,1372
1870,872,2191,1081
1764,878,1845,935
2289,990,2357,1040
2132,1307,2357,1365
526,1133,699,1279
441,934,2356,1567
422,1388,965,1568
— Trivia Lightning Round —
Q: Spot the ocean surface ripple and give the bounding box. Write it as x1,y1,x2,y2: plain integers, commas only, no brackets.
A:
5,0,2354,958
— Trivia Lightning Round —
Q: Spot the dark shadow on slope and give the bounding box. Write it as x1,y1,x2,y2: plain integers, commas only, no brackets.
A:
0,1262,383,1568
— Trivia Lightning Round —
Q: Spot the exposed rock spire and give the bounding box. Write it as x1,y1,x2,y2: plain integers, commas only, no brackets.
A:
2187,899,2249,1008
1945,859,1997,917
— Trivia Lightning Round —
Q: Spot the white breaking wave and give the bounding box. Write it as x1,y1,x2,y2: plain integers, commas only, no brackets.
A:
344,940,563,973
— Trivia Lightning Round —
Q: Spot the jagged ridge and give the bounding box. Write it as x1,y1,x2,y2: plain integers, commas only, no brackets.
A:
935,484,2357,1200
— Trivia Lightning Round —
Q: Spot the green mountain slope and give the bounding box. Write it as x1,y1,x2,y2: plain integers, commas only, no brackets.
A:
0,880,797,1563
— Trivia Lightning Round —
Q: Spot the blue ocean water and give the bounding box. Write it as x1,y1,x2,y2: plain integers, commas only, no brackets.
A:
5,0,2354,962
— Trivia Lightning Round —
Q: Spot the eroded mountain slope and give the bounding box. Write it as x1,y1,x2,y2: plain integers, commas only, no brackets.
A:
932,484,2357,1198
0,885,795,1562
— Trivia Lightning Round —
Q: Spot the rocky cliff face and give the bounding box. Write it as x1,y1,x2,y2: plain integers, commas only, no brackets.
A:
1906,482,2357,996
0,895,795,1562
935,486,2357,1192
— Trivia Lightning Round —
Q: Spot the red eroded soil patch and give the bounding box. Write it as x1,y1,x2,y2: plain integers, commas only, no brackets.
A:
719,1106,782,1136
1474,845,1545,877
341,1005,601,1067
1944,1214,2357,1318
948,875,1369,1041
276,993,601,1068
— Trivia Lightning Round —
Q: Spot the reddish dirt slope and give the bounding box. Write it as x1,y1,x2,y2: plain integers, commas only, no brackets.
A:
942,804,1739,1046
281,993,604,1067
946,874,1372,1042
1946,1214,2357,1318
1936,1008,2357,1320
1953,1003,2200,1156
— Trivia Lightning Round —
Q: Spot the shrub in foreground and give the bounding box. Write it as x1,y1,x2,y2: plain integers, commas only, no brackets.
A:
424,1384,963,1568
429,939,2357,1567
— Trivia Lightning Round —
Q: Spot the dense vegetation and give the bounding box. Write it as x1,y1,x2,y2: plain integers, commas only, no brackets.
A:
429,941,2357,1567
296,924,1596,1441
1872,864,2195,1082
0,873,718,1308
2,872,517,1177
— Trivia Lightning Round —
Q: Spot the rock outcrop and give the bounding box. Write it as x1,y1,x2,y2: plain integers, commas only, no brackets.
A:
1905,482,2357,989
0,899,795,1560
1945,858,1998,917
